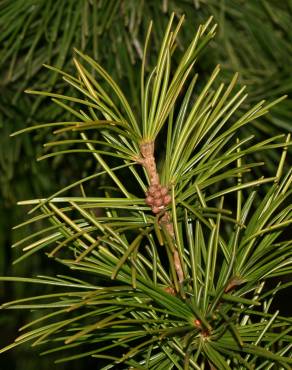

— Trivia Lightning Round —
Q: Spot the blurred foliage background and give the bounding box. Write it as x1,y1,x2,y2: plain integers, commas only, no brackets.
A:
0,0,291,368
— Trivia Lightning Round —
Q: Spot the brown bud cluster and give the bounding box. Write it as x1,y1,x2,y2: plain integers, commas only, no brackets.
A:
145,184,171,213
194,319,202,328
164,286,176,295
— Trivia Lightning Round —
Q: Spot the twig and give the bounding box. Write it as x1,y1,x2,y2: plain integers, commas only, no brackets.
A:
136,140,185,286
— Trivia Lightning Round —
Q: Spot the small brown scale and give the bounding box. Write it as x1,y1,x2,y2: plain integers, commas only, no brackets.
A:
145,184,171,214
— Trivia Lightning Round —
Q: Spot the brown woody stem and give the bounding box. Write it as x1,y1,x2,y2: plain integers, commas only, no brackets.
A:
137,140,185,286
139,141,159,185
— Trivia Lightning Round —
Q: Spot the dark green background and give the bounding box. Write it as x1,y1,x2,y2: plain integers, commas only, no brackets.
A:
0,1,291,368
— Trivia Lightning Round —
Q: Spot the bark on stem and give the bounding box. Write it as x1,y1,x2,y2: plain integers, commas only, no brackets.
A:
137,140,184,285
139,141,159,185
